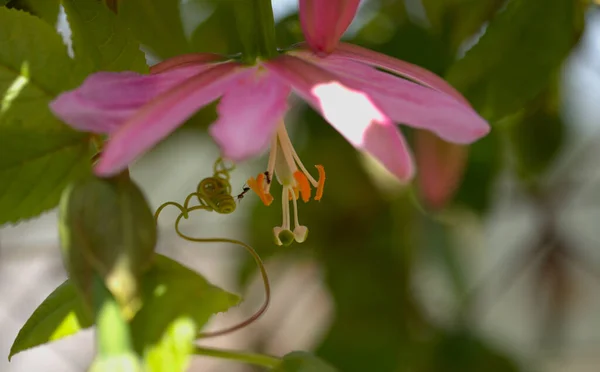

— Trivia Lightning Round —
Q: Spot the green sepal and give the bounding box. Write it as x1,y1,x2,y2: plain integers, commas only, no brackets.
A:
231,0,278,63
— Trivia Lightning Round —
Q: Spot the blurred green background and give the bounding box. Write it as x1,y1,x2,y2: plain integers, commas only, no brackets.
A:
3,0,600,371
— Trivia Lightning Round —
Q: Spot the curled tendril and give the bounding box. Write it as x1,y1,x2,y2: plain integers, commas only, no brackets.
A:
154,158,271,339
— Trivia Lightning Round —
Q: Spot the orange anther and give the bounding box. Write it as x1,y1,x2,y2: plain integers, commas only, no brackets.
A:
293,171,311,202
247,173,273,206
314,165,326,201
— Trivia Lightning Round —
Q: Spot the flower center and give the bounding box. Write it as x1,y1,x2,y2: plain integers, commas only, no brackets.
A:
246,121,325,246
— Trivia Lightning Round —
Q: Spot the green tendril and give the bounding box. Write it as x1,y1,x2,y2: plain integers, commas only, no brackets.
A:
154,158,271,339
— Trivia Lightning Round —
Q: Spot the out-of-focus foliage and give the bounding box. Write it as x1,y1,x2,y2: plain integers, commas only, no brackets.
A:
507,78,565,182
271,351,338,372
118,0,190,59
446,0,582,121
62,0,148,74
21,0,59,24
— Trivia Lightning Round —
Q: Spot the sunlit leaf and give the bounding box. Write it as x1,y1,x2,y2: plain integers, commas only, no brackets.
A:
271,352,337,372
89,277,143,372
0,7,91,225
131,254,240,351
10,253,236,360
446,0,582,121
143,317,196,372
62,0,147,74
9,280,93,360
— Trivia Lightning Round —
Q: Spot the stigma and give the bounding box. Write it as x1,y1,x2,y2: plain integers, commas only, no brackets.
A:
247,121,325,246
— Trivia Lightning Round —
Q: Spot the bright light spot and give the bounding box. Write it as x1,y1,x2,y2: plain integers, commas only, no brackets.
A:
1,61,29,115
154,284,167,297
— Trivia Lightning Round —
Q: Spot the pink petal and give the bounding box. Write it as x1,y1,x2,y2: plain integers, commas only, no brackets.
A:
50,64,211,134
265,55,414,180
415,130,468,209
299,0,360,55
331,42,471,106
313,57,489,143
95,62,244,176
209,69,290,161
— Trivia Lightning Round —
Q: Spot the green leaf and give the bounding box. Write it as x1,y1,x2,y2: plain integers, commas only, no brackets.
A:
189,1,241,55
9,254,237,360
0,7,91,225
0,0,9,6
22,0,60,25
143,317,196,372
59,174,157,316
62,0,147,74
271,352,337,372
446,0,581,121
131,254,240,352
118,0,189,59
9,280,93,360
89,276,143,372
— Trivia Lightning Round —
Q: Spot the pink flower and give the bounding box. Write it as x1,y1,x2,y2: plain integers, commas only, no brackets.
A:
299,0,361,55
50,40,488,246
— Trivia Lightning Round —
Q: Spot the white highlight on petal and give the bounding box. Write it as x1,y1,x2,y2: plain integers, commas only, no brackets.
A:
311,81,386,147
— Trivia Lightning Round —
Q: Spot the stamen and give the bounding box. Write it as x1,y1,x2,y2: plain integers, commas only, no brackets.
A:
265,133,278,194
288,188,299,201
293,171,311,203
277,125,300,175
314,165,326,201
247,173,273,206
279,126,319,187
282,186,291,230
291,186,301,229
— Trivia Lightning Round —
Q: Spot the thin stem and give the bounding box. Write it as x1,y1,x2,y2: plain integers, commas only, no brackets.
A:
173,213,271,339
281,186,290,230
194,346,280,368
291,187,300,229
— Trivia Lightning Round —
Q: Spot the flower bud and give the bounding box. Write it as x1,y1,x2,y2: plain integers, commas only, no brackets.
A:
415,130,468,209
59,173,156,319
299,0,360,55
